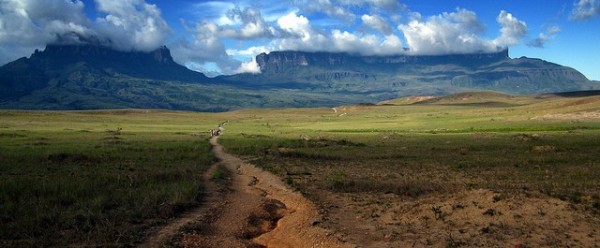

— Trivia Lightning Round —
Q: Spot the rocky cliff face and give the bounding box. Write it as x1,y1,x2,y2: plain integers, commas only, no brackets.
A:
256,50,510,72
239,49,593,95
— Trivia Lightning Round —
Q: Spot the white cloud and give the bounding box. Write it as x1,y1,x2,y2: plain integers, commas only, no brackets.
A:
226,46,270,57
0,0,94,65
398,8,493,54
223,7,275,39
95,0,170,52
170,6,279,74
571,0,600,20
273,12,403,55
187,7,275,41
361,14,393,35
398,9,527,55
277,11,312,37
527,26,561,48
493,10,528,48
234,57,261,74
0,0,92,46
293,0,355,21
0,0,171,57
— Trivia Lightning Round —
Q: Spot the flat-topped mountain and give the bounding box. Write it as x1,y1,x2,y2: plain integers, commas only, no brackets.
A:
224,50,591,97
256,50,511,71
0,44,210,101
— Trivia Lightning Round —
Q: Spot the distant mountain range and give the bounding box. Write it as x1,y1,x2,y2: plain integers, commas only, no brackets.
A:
0,44,598,111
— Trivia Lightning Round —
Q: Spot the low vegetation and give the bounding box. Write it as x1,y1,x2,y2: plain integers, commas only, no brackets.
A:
217,92,600,246
2,92,600,246
0,110,218,246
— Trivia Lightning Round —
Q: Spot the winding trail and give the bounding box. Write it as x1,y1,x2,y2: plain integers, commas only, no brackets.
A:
142,136,350,248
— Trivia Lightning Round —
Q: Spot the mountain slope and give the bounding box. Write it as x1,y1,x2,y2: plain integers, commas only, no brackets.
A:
0,44,209,99
222,50,594,97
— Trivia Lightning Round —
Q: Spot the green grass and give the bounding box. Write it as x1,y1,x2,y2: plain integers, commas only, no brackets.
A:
219,93,600,210
0,110,219,246
1,92,600,245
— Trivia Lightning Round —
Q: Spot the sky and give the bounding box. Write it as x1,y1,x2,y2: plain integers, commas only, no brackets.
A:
0,0,599,80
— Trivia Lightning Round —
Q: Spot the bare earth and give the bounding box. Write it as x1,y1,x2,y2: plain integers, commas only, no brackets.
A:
142,136,348,248
315,189,600,247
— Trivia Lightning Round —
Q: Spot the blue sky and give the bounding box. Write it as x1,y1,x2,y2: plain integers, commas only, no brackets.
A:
1,0,599,79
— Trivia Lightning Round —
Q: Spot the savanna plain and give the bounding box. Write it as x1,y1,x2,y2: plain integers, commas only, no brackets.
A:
1,91,600,247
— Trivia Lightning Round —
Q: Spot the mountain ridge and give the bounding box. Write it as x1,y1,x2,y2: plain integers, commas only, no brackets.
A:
1,44,598,111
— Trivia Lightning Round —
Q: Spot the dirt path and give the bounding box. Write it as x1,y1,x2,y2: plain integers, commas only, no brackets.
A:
143,136,350,248
140,148,225,248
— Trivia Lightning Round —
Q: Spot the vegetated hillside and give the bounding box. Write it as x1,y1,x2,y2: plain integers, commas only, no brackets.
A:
222,50,597,98
0,44,208,99
1,43,599,111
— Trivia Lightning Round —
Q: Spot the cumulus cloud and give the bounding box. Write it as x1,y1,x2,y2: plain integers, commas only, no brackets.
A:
398,8,492,54
571,0,600,20
95,0,170,52
493,10,528,48
527,26,561,48
203,7,275,40
273,12,403,55
361,14,393,35
398,9,528,55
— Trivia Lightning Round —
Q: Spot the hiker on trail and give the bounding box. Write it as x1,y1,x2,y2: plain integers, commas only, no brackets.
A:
209,128,222,137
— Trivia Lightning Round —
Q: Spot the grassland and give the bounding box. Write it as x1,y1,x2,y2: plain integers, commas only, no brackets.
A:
1,91,600,246
0,110,223,246
219,92,600,204
216,92,600,246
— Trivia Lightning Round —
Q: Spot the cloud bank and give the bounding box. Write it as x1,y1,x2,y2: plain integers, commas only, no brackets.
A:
0,0,92,64
0,0,170,65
